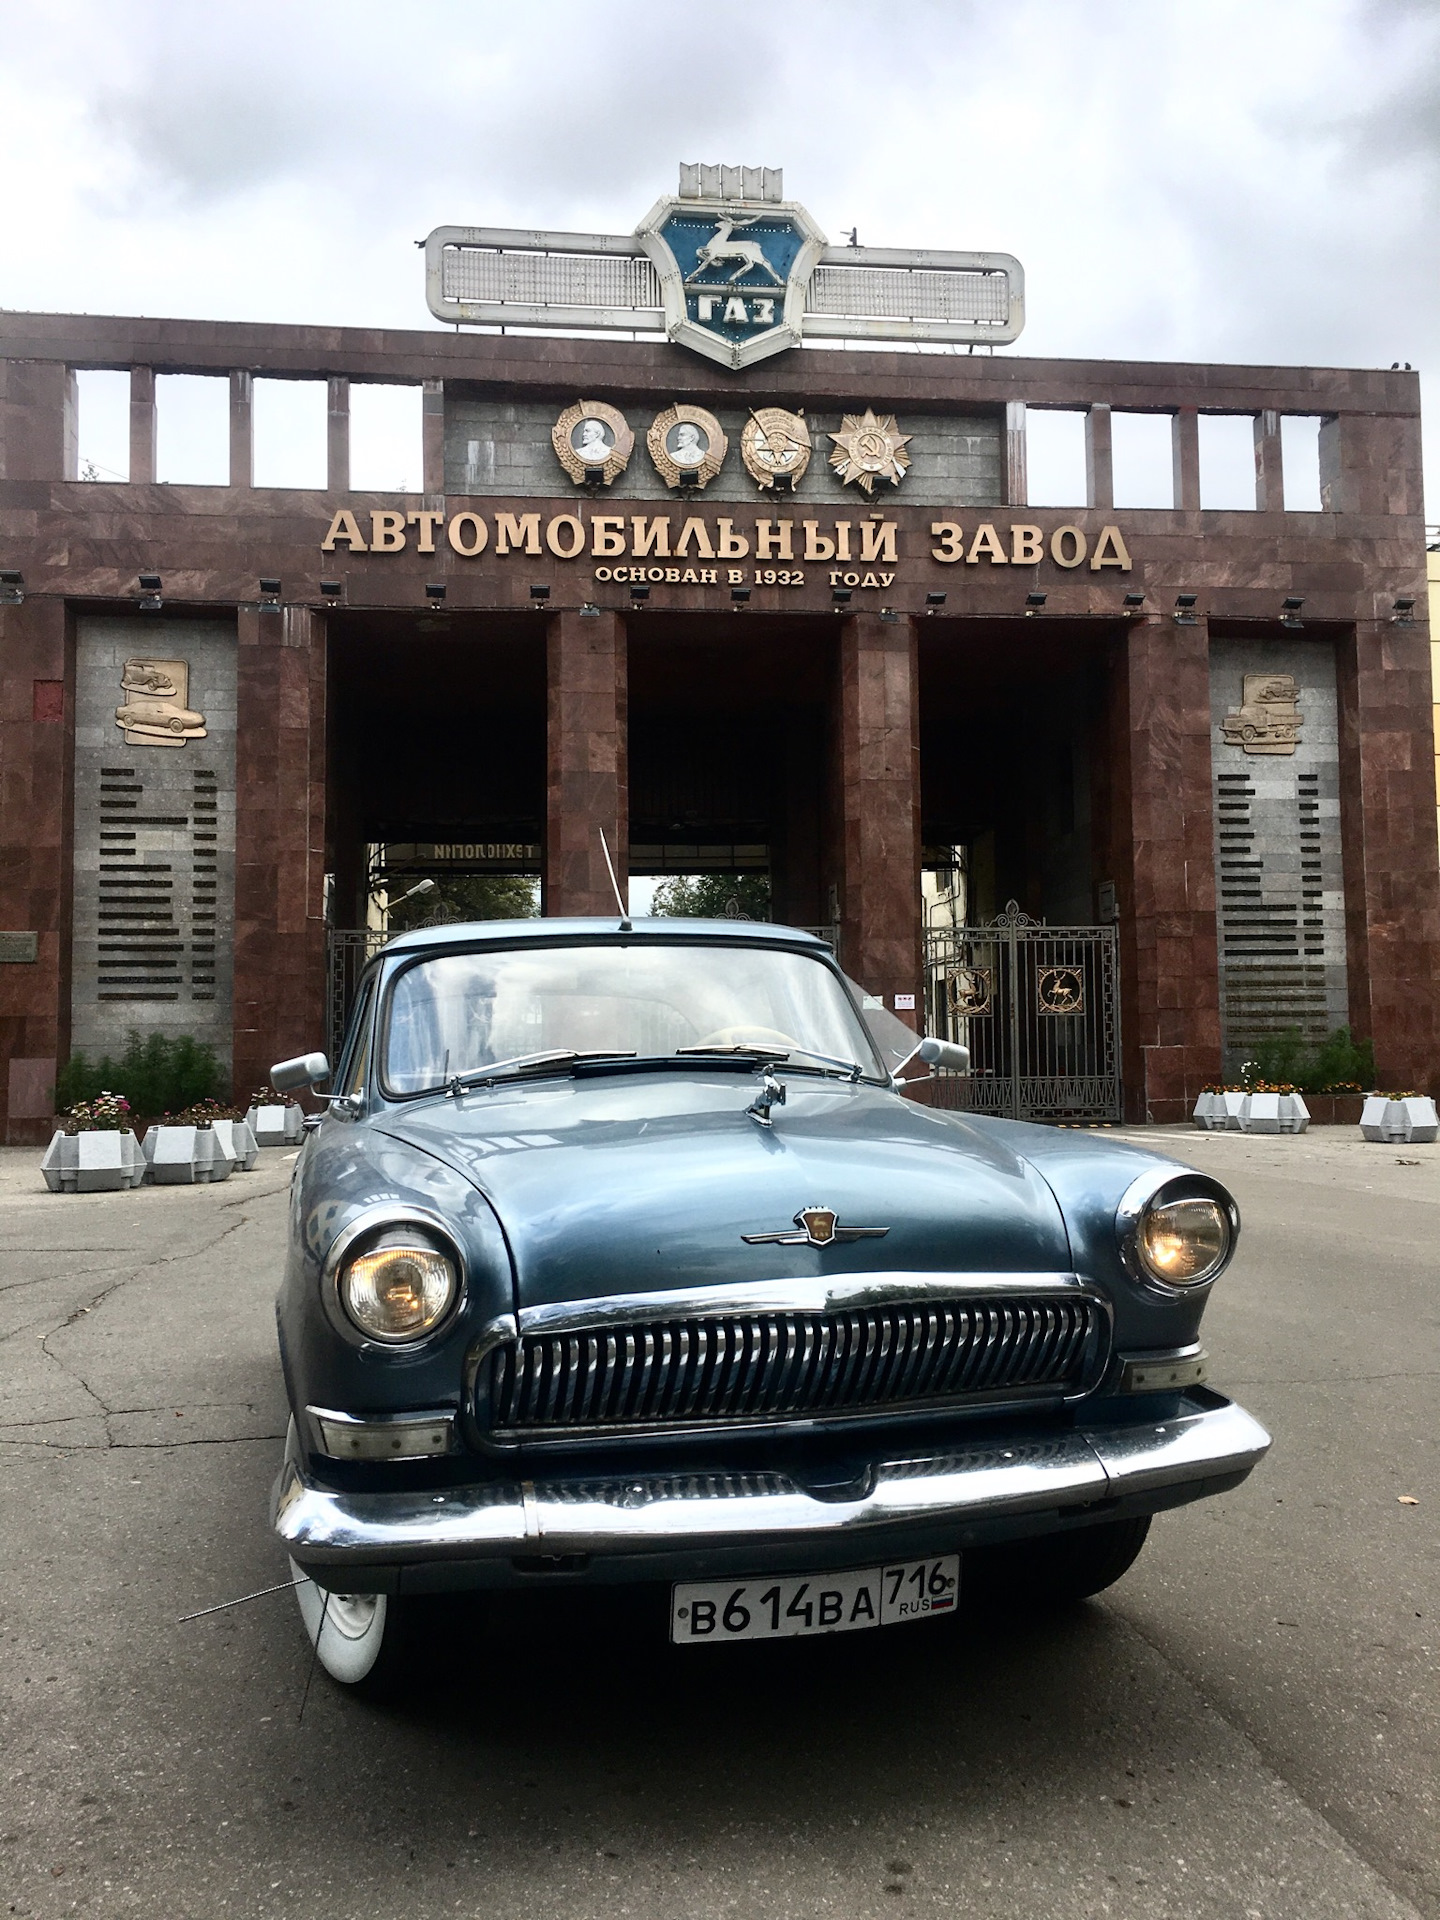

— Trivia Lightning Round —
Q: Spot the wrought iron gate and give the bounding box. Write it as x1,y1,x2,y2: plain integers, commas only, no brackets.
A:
327,928,385,1062
923,903,1122,1122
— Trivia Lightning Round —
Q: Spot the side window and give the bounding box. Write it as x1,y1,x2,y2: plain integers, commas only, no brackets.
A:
335,976,377,1097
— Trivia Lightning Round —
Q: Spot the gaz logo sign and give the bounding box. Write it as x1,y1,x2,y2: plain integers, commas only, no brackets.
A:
638,192,825,371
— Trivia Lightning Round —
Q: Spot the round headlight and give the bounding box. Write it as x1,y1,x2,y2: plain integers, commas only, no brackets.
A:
339,1240,457,1342
1137,1196,1230,1288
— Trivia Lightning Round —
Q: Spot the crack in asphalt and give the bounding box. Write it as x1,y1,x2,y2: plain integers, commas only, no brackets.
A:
19,1206,262,1445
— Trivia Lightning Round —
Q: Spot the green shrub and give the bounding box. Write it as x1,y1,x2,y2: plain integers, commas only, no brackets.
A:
1240,1025,1375,1094
54,1030,225,1118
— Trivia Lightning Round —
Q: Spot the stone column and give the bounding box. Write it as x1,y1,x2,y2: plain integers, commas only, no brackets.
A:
231,604,328,1097
1336,617,1440,1093
129,368,157,484
1004,400,1027,508
544,609,627,917
228,371,253,490
0,595,72,1143
1105,617,1222,1122
1085,403,1114,511
1171,408,1200,511
837,612,921,1016
326,377,350,493
1253,409,1283,512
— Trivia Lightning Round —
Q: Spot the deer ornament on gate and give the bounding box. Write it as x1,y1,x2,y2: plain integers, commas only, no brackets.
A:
684,214,786,288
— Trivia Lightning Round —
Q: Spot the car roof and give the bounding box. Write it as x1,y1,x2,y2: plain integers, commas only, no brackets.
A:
379,916,831,957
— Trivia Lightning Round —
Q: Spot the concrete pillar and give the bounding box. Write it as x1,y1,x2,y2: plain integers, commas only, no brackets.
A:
1085,403,1113,511
232,604,328,1096
837,612,921,1017
229,371,253,490
544,609,627,917
1105,617,1221,1122
1004,400,1027,508
0,594,72,1143
1254,409,1283,512
327,377,350,493
129,368,157,484
422,379,445,496
1171,408,1201,511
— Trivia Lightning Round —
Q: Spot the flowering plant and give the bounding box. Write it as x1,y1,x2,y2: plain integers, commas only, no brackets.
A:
62,1090,132,1134
247,1087,294,1109
163,1098,247,1128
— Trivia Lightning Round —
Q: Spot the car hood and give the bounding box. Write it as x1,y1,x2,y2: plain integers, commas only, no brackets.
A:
375,1072,1073,1310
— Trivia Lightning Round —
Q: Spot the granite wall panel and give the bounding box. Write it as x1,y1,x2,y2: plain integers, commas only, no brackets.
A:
445,398,1002,508
70,616,236,1073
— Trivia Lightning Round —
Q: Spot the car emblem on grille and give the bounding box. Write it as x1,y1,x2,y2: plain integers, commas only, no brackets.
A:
742,1206,890,1249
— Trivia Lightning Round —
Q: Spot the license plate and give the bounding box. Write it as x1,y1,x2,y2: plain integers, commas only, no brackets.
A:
670,1555,959,1644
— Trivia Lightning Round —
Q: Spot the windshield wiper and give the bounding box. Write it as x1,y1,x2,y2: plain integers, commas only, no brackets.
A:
441,1049,636,1094
675,1044,864,1081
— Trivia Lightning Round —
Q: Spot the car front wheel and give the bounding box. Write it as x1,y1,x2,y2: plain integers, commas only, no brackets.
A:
290,1558,406,1689
966,1515,1152,1607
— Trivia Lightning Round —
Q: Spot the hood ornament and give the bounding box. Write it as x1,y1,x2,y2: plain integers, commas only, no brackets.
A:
746,1067,787,1128
743,1206,890,1249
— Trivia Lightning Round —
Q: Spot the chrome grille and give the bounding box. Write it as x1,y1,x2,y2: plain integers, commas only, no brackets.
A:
481,1296,1103,1437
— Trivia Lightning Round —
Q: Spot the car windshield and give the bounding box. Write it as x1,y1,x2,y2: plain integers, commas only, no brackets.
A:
381,940,884,1095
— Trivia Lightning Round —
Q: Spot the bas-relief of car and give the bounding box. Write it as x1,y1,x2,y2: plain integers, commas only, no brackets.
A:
268,919,1269,1690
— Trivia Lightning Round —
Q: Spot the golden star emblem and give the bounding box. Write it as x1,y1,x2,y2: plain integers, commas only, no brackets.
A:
827,409,911,493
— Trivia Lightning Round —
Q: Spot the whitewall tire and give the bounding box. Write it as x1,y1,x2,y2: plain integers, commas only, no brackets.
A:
290,1557,393,1686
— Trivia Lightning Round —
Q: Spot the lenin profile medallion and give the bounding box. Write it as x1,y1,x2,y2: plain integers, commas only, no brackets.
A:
828,409,912,494
552,400,634,486
648,404,727,489
740,407,812,489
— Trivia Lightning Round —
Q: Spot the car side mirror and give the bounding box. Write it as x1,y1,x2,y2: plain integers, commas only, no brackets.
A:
271,1051,332,1094
917,1037,970,1074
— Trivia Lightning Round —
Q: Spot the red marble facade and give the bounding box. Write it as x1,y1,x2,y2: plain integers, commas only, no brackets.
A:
1,311,1435,1135
231,605,328,1098
544,609,628,917
838,613,922,1017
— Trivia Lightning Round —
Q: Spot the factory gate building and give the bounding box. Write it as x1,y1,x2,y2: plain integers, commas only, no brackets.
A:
0,175,1436,1137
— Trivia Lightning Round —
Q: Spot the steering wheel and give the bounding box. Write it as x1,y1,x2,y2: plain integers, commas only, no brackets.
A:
692,1024,800,1051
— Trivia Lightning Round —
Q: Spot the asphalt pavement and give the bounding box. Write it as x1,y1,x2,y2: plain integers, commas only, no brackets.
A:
1,1124,1436,1920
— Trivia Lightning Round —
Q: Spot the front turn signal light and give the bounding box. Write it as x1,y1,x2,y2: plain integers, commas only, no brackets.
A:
339,1241,457,1342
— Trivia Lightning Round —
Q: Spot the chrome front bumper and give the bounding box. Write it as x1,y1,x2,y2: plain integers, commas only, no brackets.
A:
273,1390,1270,1590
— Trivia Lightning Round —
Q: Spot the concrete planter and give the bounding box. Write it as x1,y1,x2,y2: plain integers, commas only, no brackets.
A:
41,1128,144,1193
212,1117,259,1171
1192,1091,1246,1131
246,1103,304,1148
1240,1092,1309,1134
1360,1095,1439,1144
142,1124,237,1184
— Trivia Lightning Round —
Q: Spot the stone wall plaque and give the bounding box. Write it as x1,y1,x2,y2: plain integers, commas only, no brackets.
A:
115,658,208,747
0,932,38,963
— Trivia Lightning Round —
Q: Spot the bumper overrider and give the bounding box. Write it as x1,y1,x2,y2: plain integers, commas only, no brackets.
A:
272,1388,1271,1595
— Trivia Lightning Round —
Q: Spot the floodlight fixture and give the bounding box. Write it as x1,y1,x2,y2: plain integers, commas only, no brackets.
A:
832,587,852,605
731,586,751,605
1174,593,1199,627
320,579,342,600
1024,591,1047,616
925,591,947,610
0,568,22,606
1393,596,1416,625
529,583,551,603
425,582,446,603
629,584,650,603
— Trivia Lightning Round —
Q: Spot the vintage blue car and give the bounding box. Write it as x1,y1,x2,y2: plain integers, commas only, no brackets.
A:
269,918,1269,1688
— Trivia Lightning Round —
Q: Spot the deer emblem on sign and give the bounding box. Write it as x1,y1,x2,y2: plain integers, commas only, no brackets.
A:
685,214,786,288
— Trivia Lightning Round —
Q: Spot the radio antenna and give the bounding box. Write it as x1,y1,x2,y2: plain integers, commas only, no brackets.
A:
598,828,632,931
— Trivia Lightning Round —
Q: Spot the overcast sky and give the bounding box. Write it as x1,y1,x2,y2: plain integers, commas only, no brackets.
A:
2,0,1437,508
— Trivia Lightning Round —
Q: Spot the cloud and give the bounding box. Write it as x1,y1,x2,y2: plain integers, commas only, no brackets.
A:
1,0,1436,498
